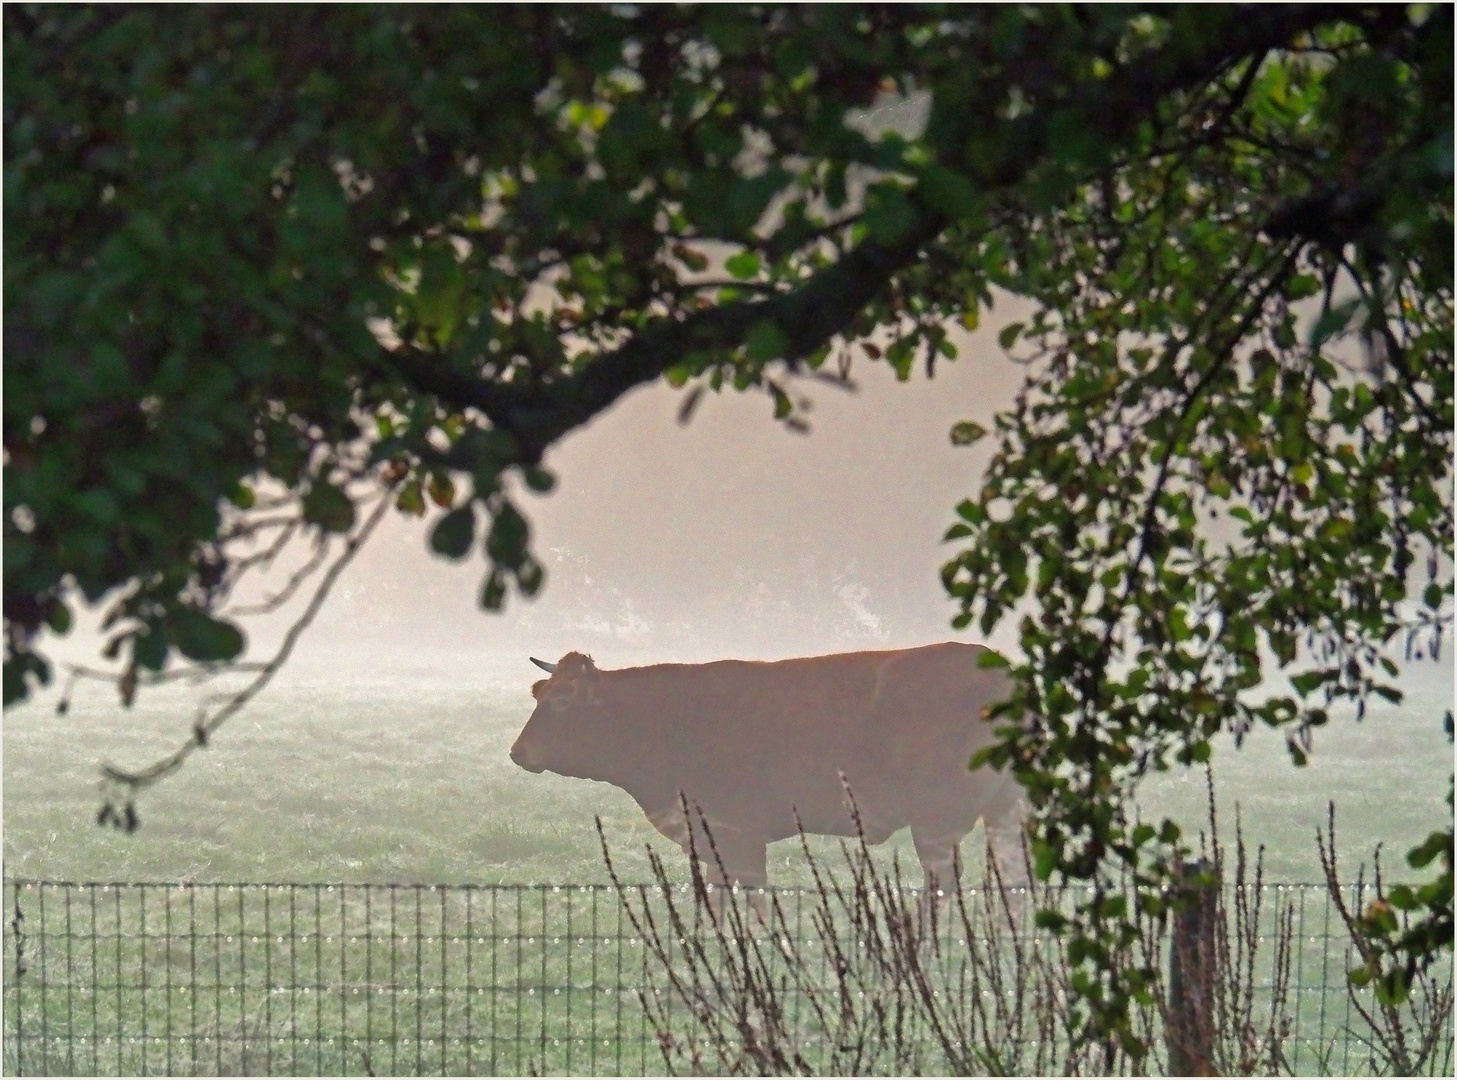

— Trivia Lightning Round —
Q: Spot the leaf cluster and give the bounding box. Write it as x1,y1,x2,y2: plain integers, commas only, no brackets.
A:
942,7,1453,1054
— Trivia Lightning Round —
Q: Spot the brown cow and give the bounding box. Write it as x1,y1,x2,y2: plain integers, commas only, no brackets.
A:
509,642,1027,895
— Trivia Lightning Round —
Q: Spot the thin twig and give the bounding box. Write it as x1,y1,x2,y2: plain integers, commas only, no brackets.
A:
100,492,392,793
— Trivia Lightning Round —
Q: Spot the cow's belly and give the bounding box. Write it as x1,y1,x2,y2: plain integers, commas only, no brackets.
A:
633,749,1012,852
669,765,966,848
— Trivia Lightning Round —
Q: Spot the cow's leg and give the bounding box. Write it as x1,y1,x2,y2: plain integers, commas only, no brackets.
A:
683,823,768,923
720,833,770,922
910,826,965,904
983,800,1031,891
909,826,966,943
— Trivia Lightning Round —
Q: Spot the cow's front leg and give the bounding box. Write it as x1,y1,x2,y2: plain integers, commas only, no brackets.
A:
693,827,768,924
910,826,966,942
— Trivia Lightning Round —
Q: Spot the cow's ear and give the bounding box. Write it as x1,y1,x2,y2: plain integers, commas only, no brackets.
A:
531,679,547,700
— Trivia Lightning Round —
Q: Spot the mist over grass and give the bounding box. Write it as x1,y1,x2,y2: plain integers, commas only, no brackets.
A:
3,642,1450,889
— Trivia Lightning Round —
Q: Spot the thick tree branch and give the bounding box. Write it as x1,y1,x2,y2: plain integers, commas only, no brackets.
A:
384,4,1345,468
389,221,942,462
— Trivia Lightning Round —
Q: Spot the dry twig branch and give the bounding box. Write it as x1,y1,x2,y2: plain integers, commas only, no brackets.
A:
98,491,392,807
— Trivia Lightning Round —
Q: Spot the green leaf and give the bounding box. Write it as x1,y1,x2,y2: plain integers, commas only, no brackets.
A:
1309,299,1361,348
969,745,998,770
4,653,51,706
479,568,508,611
956,498,986,525
998,322,1024,350
672,244,709,272
745,320,788,363
302,480,356,534
132,627,169,672
770,383,793,420
515,556,545,597
1033,843,1057,881
915,164,983,220
430,506,476,561
46,600,73,635
1291,670,1326,695
724,251,761,280
486,502,530,568
976,649,1010,669
167,608,246,663
885,337,914,380
862,185,917,243
950,420,988,447
427,473,456,509
1376,971,1412,1007
1034,908,1068,932
1386,884,1418,911
395,480,426,516
1406,829,1449,869
523,466,556,494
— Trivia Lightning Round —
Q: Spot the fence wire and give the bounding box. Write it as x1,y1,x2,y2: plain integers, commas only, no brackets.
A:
2,879,1451,1076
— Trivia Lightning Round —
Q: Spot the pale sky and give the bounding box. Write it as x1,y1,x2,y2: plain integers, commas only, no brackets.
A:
42,296,1035,686
306,308,1032,671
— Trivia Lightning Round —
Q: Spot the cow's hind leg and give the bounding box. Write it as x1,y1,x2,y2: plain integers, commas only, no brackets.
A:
983,798,1031,892
911,825,967,934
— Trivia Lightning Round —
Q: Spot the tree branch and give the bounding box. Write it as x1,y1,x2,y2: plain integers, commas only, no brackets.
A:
388,220,942,462
99,492,392,798
382,4,1345,467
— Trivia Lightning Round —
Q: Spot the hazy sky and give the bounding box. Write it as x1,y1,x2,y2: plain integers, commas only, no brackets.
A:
259,305,1036,673
43,289,1446,689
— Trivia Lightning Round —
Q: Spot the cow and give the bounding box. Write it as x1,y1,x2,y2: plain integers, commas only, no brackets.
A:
509,642,1028,900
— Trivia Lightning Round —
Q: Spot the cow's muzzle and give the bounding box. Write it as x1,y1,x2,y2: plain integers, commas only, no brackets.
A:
509,742,545,773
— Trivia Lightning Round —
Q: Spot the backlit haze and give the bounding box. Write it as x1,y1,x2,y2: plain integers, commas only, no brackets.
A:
9,301,1451,888
230,306,1030,676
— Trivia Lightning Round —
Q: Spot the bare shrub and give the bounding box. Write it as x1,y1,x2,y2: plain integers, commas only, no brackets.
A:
599,780,1303,1077
1317,803,1456,1077
1159,773,1299,1076
592,779,1446,1076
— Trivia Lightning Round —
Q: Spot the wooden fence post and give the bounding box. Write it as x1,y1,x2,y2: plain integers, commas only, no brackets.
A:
1167,858,1218,1076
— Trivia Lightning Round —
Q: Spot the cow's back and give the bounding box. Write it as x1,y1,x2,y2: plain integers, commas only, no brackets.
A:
603,642,1012,842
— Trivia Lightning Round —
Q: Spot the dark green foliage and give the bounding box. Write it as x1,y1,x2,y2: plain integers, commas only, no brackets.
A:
939,6,1453,1053
4,3,1450,1057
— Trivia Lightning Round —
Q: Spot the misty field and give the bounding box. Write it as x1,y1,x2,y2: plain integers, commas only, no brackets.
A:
3,647,1452,889
3,649,1453,1076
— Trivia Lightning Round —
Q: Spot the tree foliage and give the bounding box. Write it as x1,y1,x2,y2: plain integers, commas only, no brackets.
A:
5,3,1451,1056
939,8,1453,1044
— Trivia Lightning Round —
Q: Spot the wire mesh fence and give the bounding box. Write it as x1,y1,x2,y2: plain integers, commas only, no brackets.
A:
2,878,1452,1076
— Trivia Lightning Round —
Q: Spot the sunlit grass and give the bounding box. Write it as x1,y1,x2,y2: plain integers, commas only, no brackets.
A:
4,650,1451,888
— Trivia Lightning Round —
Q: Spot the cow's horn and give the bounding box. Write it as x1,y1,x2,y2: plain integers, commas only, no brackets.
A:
529,656,557,674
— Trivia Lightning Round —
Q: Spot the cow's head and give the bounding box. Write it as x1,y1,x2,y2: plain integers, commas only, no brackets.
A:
510,652,605,777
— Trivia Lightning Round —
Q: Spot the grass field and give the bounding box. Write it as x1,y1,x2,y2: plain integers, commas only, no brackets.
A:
3,650,1452,1076
3,646,1451,890
10,876,1444,1078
